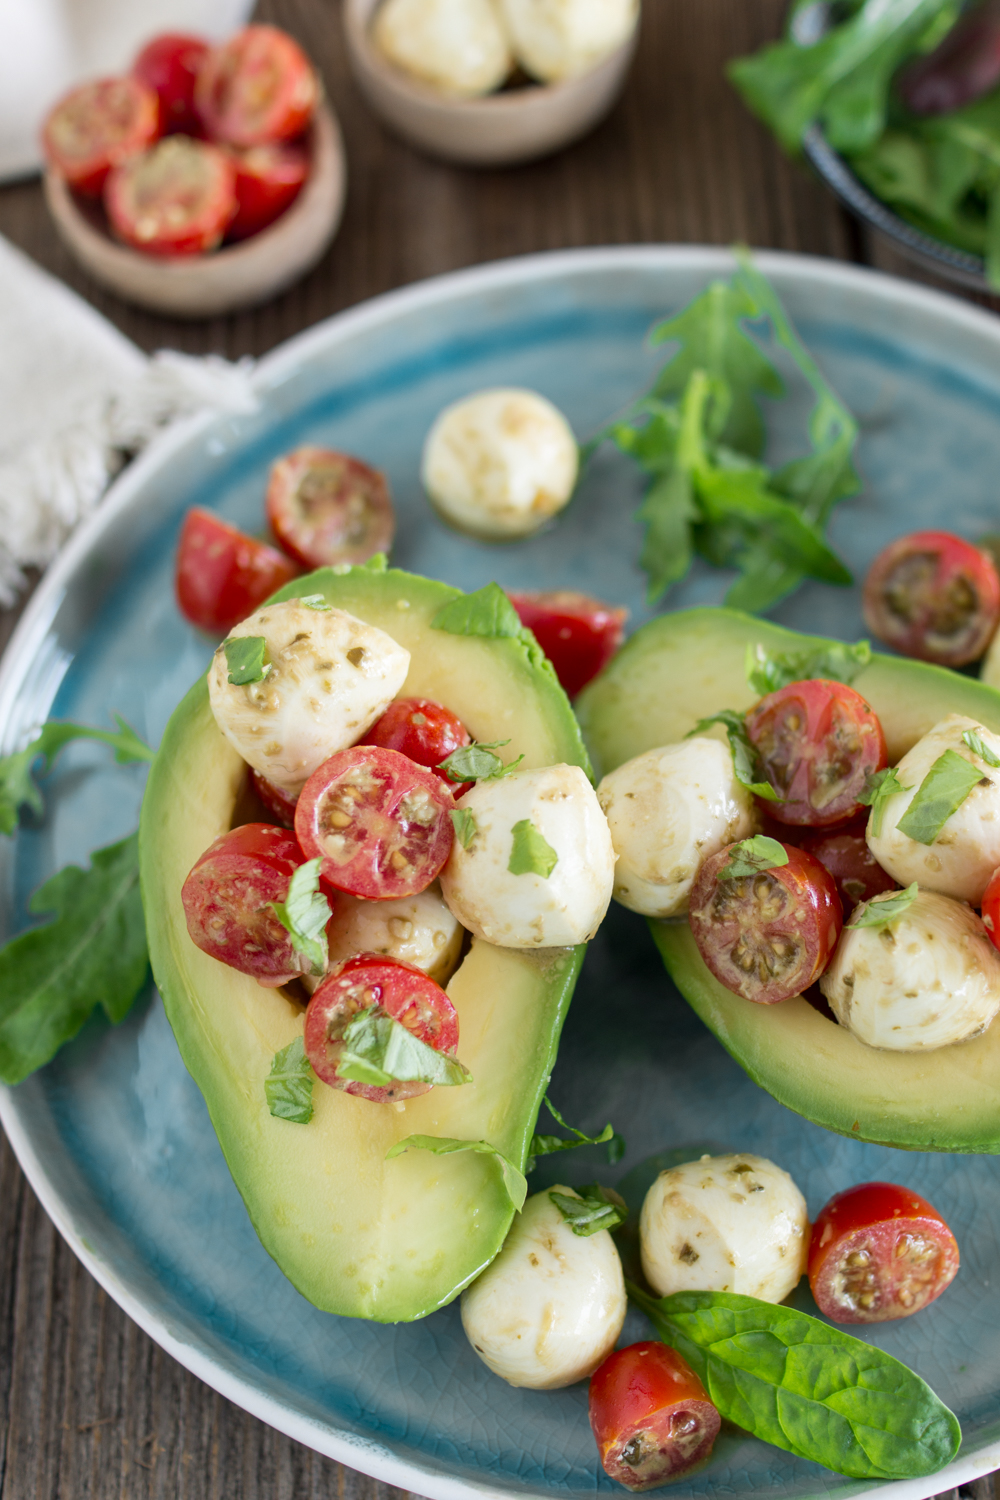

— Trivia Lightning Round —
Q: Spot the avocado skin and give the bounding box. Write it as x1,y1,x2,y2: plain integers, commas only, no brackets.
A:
576,606,1000,1154
140,564,589,1320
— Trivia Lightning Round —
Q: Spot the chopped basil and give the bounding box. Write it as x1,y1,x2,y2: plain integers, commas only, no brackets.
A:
859,767,905,838
897,750,985,847
847,883,919,930
431,583,523,639
508,819,558,878
224,635,270,686
687,709,782,802
527,1096,625,1173
718,835,788,881
449,808,478,849
549,1184,628,1237
268,858,331,976
437,740,523,784
745,639,871,696
336,1006,472,1089
298,594,332,611
0,715,154,837
386,1135,527,1211
331,553,388,577
962,728,1000,769
265,1036,315,1124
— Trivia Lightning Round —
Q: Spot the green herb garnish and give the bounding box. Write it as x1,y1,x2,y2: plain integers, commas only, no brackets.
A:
549,1184,628,1237
527,1097,624,1173
386,1135,527,1211
268,858,331,976
437,740,523,784
962,728,1000,769
223,635,269,685
897,749,985,845
336,1006,472,1089
847,883,919,929
508,819,558,878
718,835,789,881
449,808,478,848
298,594,332,611
265,1036,316,1123
431,583,523,639
0,715,154,836
746,639,871,695
859,766,905,838
687,710,782,802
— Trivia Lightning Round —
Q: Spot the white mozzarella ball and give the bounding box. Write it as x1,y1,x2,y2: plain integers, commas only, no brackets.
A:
207,600,410,793
866,714,1000,905
421,389,578,541
373,0,512,96
499,0,637,80
640,1153,809,1304
439,764,614,947
326,884,464,984
597,738,759,918
820,888,1000,1051
461,1186,626,1388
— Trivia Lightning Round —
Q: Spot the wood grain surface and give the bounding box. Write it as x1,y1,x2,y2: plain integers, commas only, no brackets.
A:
0,0,993,1495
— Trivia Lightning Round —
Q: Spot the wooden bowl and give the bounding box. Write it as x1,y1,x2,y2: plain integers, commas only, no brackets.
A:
343,0,638,167
43,102,347,319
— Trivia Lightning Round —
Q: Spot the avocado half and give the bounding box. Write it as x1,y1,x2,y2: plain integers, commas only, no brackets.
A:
139,564,589,1321
576,606,1000,1154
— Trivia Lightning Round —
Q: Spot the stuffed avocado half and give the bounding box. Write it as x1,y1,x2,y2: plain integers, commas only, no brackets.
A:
576,606,1000,1155
139,563,589,1321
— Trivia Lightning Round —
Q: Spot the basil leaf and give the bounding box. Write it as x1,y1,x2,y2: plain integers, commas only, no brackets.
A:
265,1036,315,1123
331,553,388,577
298,594,332,611
0,715,154,836
386,1134,527,1211
719,835,789,881
858,766,905,838
526,1096,625,1173
628,1285,961,1480
450,808,478,849
438,742,523,783
687,710,782,803
508,819,558,878
431,584,522,639
896,749,985,846
549,1184,628,1237
223,636,269,685
963,728,1000,769
745,639,871,696
847,883,918,930
268,858,331,976
336,1006,472,1088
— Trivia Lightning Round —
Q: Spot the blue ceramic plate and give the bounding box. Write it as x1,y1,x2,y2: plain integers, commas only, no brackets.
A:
3,248,1000,1500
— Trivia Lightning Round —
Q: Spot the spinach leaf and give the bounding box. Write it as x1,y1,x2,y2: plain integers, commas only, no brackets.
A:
549,1184,628,1237
265,1036,316,1123
687,709,782,802
268,858,331,976
847,883,918,929
896,748,985,845
432,584,523,639
0,715,154,836
508,819,558,878
386,1135,527,1211
718,836,789,881
527,1096,625,1173
746,639,871,695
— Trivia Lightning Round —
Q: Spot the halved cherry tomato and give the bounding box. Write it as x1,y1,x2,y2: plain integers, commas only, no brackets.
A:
196,25,318,148
133,33,210,135
745,679,887,827
688,842,842,1004
589,1342,720,1491
361,698,472,796
295,746,454,900
252,768,298,828
507,590,628,698
982,866,1000,953
181,823,309,985
226,140,308,239
862,530,1000,666
106,136,237,255
41,77,161,196
798,817,897,914
809,1182,960,1324
176,507,298,634
266,446,395,569
304,954,459,1103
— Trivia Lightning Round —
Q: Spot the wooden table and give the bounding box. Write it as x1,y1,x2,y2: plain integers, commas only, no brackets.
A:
0,1,991,1496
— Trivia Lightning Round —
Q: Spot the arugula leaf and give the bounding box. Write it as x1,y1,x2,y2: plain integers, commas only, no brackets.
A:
745,638,871,695
859,766,905,838
0,832,148,1085
719,835,789,881
224,636,269,685
628,1285,961,1479
636,464,697,605
0,716,154,836
687,710,782,802
963,728,1000,769
268,858,330,976
336,1006,472,1089
386,1135,527,1211
549,1184,628,1237
450,808,478,849
437,741,523,784
431,584,523,639
508,819,558,878
527,1097,624,1173
265,1036,315,1123
848,883,919,929
896,748,985,845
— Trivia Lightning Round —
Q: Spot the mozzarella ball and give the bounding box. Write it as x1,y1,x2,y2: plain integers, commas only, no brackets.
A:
208,600,410,794
640,1153,808,1304
597,738,759,918
866,714,1000,905
373,0,512,96
326,884,464,984
498,0,637,80
439,764,614,947
820,888,1000,1051
461,1186,626,1388
422,389,578,542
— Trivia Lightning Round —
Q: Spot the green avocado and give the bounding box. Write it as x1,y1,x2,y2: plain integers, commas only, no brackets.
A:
139,563,590,1321
576,606,1000,1154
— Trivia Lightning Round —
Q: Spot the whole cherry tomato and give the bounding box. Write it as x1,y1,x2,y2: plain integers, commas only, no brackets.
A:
507,589,627,698
175,507,298,634
196,25,318,147
42,76,161,196
745,679,887,827
181,823,310,985
688,842,842,1004
266,446,395,569
105,137,237,256
295,746,455,900
982,866,1000,954
809,1181,960,1324
862,530,1000,667
589,1342,721,1491
227,141,308,239
304,954,459,1103
251,768,298,828
798,817,897,914
361,698,472,796
132,33,210,135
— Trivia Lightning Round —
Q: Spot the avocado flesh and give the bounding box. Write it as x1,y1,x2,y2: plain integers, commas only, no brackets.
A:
576,606,1000,1153
140,565,588,1321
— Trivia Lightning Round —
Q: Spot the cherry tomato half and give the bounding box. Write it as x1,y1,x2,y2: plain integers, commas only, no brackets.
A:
133,32,210,135
508,589,628,698
981,866,1000,953
226,140,308,239
798,818,897,915
181,823,309,985
361,698,472,796
266,446,395,569
862,530,1000,667
809,1182,960,1324
252,768,298,828
745,679,887,827
175,507,298,634
304,954,459,1102
42,76,161,196
196,25,318,148
106,136,237,256
295,746,455,900
589,1342,720,1491
688,842,842,1005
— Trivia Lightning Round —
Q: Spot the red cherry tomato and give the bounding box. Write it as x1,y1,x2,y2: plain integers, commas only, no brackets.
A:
862,530,1000,667
745,679,887,827
105,136,237,256
176,507,298,634
181,823,309,985
688,842,843,1005
132,33,210,135
589,1342,720,1491
809,1182,960,1324
265,446,395,570
251,768,298,828
361,698,472,796
507,590,627,698
226,141,308,239
982,866,1000,953
196,25,318,148
295,746,455,900
304,954,459,1103
41,77,161,197
798,817,897,914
